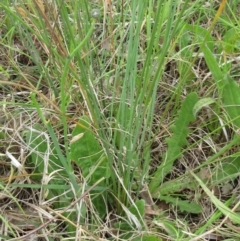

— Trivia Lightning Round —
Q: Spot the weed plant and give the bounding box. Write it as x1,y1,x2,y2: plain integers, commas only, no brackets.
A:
0,0,240,240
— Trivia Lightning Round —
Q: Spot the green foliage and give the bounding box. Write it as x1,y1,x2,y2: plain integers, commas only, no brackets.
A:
192,171,240,225
132,235,162,241
193,97,216,117
222,28,240,53
152,177,195,197
152,137,240,208
185,24,214,51
148,93,204,214
201,42,224,89
128,199,145,224
70,115,109,217
149,92,198,193
222,75,240,129
212,156,240,184
177,29,196,83
70,115,109,183
24,122,82,232
197,22,240,131
154,217,185,240
160,195,202,214
161,219,184,239
114,200,146,236
3,0,240,239
24,124,66,197
193,197,234,237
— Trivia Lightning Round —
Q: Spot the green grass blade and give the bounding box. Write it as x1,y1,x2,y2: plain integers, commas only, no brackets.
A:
191,171,240,225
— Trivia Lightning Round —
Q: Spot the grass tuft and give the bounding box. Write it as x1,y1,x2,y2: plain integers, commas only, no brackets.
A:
1,0,240,240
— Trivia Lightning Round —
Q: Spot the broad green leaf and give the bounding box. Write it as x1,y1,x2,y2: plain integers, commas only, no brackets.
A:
132,235,162,241
150,92,198,193
114,200,145,233
193,97,216,117
200,44,223,89
222,28,240,54
211,156,240,184
70,115,109,218
160,195,202,214
128,199,145,220
152,177,194,198
222,75,240,129
70,115,109,184
154,219,185,239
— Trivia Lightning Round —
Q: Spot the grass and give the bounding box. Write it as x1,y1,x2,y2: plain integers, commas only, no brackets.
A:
0,0,240,240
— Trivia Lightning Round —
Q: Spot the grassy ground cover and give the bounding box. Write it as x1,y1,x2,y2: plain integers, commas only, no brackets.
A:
0,0,240,240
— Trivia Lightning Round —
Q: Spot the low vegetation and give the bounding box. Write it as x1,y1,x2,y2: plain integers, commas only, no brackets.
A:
0,0,240,240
